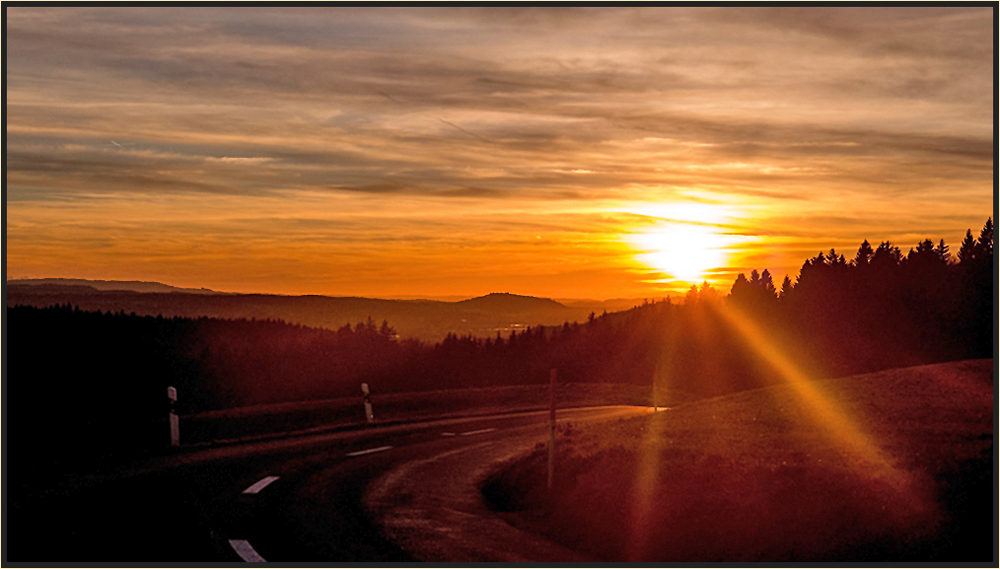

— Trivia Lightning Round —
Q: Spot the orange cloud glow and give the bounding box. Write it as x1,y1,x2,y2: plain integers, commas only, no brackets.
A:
5,8,993,299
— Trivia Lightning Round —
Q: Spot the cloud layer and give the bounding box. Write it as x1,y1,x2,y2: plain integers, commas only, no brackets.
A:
6,7,994,298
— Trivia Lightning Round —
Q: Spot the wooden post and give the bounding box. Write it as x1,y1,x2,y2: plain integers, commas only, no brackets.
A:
361,382,374,424
548,368,556,489
167,386,180,447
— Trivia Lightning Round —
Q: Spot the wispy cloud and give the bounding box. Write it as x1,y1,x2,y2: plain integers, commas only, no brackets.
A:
5,7,993,297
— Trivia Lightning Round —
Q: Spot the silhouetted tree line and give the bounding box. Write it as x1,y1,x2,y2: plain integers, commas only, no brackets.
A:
400,219,994,396
727,218,994,376
6,219,992,465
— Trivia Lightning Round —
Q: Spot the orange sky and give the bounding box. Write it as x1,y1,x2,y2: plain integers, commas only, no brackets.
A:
5,7,994,300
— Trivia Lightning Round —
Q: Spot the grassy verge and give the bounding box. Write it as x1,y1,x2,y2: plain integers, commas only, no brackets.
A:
482,359,994,562
180,382,699,445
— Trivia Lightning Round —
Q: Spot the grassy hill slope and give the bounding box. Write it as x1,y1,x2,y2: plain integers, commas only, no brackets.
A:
483,359,994,562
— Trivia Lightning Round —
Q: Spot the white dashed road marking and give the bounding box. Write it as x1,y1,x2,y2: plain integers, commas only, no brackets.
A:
345,445,394,457
242,476,280,494
441,432,457,436
229,539,266,562
459,428,497,436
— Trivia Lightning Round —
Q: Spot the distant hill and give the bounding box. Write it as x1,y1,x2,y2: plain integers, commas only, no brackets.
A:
457,292,567,311
5,284,599,343
6,278,225,295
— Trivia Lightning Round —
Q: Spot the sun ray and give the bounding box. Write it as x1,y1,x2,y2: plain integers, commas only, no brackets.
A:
626,323,680,560
708,302,914,488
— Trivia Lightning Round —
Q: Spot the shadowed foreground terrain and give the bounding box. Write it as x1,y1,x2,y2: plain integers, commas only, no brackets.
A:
483,359,994,562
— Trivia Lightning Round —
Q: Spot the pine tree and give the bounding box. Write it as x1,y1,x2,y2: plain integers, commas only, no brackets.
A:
958,229,978,263
685,284,700,305
978,218,993,257
779,275,793,299
906,239,949,272
379,320,396,338
760,269,776,297
828,248,846,266
933,239,950,264
699,281,718,303
731,273,749,296
914,239,935,255
853,240,874,266
872,241,901,267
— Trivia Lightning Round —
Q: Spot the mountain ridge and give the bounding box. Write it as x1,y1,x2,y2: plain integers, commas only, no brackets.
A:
6,281,602,342
6,278,225,295
6,278,653,310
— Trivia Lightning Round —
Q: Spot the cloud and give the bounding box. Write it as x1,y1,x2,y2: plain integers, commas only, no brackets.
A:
204,156,274,164
4,7,993,297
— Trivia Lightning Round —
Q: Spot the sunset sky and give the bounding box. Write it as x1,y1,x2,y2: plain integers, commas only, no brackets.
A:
6,7,994,300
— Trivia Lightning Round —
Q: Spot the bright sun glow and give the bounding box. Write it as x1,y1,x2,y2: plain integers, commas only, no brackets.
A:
632,224,729,283
623,202,742,285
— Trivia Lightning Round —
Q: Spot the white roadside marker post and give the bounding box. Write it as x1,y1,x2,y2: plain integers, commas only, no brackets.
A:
361,382,375,424
167,386,180,447
548,368,556,489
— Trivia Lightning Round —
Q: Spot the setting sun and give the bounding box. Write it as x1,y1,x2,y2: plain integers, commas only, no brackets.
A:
631,223,729,284
623,202,744,288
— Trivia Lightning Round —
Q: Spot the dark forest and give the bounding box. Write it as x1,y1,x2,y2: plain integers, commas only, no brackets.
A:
5,219,993,467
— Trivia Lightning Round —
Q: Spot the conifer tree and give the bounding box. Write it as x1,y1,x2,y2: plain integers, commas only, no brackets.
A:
760,269,776,297
958,229,978,263
978,218,993,256
828,248,846,266
872,241,901,267
934,239,950,264
779,275,793,299
699,281,718,303
731,273,749,296
853,240,874,266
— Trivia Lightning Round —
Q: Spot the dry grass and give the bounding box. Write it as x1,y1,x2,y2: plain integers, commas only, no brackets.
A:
483,359,994,562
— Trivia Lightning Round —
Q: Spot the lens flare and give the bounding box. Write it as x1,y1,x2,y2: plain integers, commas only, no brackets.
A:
708,302,909,483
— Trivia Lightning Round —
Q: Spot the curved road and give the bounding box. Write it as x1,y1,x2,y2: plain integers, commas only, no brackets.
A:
12,405,652,562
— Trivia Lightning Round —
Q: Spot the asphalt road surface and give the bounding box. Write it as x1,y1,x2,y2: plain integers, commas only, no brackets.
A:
8,405,652,562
